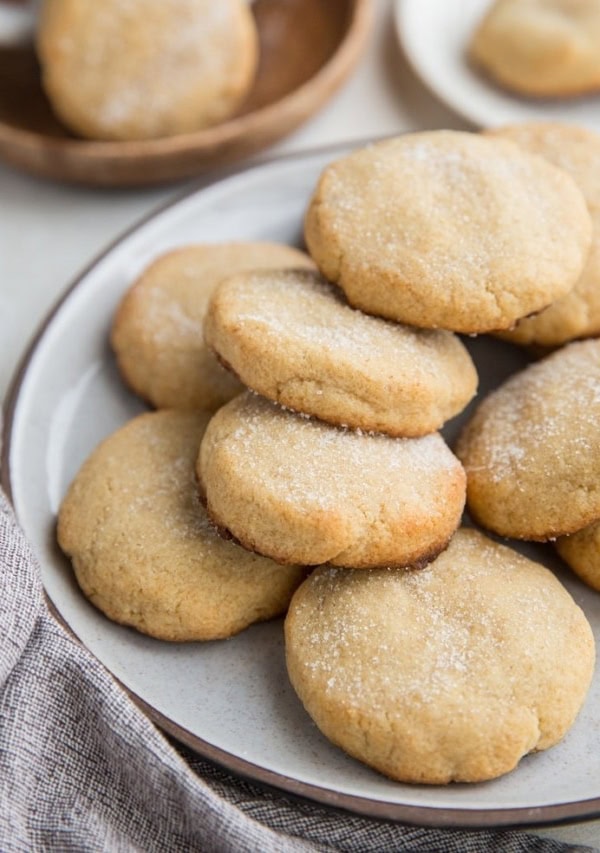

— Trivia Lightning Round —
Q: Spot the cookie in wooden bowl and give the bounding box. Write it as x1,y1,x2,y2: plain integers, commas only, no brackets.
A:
0,0,371,185
36,0,259,140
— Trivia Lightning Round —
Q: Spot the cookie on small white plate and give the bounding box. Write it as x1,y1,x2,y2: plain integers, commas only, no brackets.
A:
469,0,600,98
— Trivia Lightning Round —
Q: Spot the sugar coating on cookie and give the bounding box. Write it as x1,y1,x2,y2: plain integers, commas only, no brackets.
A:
469,0,600,98
111,242,315,411
285,528,595,784
487,123,600,346
556,521,600,592
57,410,304,642
456,339,600,540
37,0,258,140
204,268,478,436
304,131,592,333
198,392,466,568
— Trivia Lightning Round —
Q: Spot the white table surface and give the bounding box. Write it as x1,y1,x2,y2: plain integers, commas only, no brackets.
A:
0,1,598,846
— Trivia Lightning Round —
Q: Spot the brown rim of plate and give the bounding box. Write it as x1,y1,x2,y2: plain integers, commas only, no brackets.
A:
29,593,600,831
2,143,600,829
0,0,371,186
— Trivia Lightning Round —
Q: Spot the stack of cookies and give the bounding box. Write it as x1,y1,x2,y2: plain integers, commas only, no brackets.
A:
199,269,474,569
58,127,598,786
59,241,315,642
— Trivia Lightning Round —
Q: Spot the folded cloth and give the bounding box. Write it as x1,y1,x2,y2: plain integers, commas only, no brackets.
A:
0,490,594,853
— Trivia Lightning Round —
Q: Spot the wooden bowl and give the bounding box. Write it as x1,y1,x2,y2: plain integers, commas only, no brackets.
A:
0,0,371,186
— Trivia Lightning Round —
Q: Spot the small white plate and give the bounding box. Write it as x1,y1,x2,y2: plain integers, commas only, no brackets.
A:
395,0,600,129
3,144,600,828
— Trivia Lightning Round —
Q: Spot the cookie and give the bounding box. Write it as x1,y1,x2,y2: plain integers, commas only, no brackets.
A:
57,410,304,642
487,123,600,347
304,131,592,333
556,522,600,592
456,339,600,540
204,268,478,436
469,0,600,98
285,528,594,784
197,392,466,568
111,242,315,411
36,0,258,140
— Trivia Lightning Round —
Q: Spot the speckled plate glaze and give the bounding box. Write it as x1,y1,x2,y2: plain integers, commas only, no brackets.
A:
396,0,600,131
3,144,600,828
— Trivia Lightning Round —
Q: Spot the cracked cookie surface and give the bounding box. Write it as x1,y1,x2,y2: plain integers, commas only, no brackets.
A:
204,268,477,436
111,242,314,411
197,392,466,568
456,339,600,540
57,410,304,641
285,528,595,784
304,131,592,333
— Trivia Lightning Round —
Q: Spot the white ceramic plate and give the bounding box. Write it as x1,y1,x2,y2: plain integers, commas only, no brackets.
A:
395,0,600,130
4,145,600,828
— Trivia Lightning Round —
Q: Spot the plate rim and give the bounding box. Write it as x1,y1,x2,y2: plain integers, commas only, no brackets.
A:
40,595,600,830
0,0,371,186
4,143,600,830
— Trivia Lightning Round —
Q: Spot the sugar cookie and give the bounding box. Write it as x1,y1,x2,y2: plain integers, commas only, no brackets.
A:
304,132,591,333
111,242,314,411
57,410,304,641
204,268,478,436
487,123,600,346
556,522,600,592
469,0,600,98
198,392,466,568
456,339,600,540
285,529,594,784
36,0,258,140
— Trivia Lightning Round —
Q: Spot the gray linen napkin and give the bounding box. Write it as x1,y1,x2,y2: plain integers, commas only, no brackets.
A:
0,490,594,853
